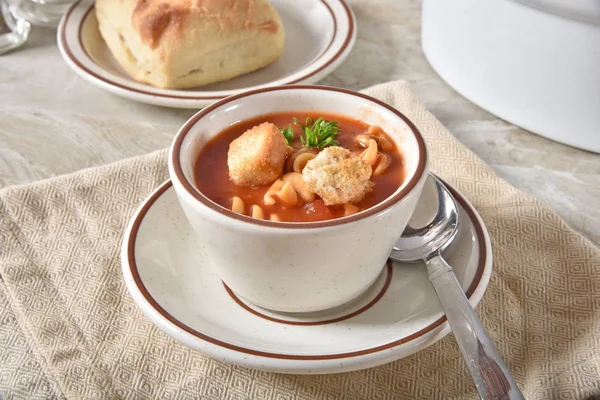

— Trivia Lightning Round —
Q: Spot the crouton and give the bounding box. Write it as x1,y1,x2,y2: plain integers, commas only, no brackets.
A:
302,147,373,206
227,122,287,186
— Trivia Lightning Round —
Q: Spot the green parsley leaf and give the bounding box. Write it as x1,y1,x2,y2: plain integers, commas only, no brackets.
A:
295,117,340,149
280,124,295,146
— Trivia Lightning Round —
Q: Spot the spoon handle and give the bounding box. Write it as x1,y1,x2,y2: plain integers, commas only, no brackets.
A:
426,254,524,400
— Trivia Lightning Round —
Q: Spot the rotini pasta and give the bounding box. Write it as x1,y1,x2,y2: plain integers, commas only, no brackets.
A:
373,153,391,176
356,134,372,149
264,179,285,205
367,125,382,135
343,203,361,216
293,152,316,173
278,180,298,205
286,148,316,172
263,172,315,206
360,139,379,166
231,196,245,214
356,136,392,176
230,198,269,220
357,130,394,152
283,172,315,203
251,205,265,219
367,125,394,150
270,214,281,222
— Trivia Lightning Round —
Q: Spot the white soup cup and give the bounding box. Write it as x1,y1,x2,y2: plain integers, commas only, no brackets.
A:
168,85,428,313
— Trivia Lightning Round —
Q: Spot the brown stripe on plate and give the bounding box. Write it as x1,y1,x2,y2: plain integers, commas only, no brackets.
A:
224,262,393,326
59,0,354,101
126,179,489,360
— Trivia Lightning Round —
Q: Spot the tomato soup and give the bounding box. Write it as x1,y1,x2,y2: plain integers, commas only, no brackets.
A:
193,112,405,222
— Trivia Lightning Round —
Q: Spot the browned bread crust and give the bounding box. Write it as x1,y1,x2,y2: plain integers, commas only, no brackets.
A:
227,122,288,187
95,0,285,89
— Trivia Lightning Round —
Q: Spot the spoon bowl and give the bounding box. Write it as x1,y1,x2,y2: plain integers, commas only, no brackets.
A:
390,173,459,262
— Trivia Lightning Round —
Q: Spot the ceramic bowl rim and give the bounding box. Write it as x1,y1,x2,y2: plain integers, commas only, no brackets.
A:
168,84,428,229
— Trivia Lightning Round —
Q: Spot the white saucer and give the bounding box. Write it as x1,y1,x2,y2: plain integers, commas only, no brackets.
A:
57,0,356,109
121,180,492,374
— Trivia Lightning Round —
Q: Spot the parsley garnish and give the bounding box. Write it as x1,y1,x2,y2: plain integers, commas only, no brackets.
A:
280,117,340,149
280,125,295,146
295,117,339,149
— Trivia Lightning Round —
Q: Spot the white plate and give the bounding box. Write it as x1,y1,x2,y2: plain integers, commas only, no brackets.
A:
121,179,493,374
57,0,356,109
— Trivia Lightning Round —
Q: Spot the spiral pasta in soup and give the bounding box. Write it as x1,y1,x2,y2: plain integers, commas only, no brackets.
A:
193,112,405,223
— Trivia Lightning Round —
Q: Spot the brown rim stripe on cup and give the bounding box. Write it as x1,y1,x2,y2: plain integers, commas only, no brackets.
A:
171,85,428,229
224,262,393,326
127,180,488,360
59,0,354,101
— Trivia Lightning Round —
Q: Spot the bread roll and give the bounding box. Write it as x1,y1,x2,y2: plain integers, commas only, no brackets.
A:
95,0,285,89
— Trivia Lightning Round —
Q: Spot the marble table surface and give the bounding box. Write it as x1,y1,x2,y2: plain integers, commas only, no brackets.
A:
1,0,599,246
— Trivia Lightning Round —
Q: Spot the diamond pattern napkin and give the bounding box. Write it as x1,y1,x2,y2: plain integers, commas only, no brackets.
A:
1,81,599,399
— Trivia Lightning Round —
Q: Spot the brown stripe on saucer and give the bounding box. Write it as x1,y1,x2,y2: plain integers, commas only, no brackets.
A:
444,181,487,298
126,179,489,360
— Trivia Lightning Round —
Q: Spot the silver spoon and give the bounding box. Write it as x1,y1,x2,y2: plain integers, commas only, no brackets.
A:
390,173,524,400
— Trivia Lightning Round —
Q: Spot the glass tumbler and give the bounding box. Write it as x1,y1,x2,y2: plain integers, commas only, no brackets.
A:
11,0,74,27
0,0,31,55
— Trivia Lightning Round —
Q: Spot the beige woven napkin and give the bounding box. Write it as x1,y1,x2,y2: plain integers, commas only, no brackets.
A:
1,81,599,400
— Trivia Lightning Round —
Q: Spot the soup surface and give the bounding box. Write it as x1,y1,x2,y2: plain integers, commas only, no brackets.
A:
193,112,405,222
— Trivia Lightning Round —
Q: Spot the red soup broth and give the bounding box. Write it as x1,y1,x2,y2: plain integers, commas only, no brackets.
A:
193,112,405,222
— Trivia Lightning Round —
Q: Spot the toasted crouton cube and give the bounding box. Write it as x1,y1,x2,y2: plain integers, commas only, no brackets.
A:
228,122,287,186
302,147,373,206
